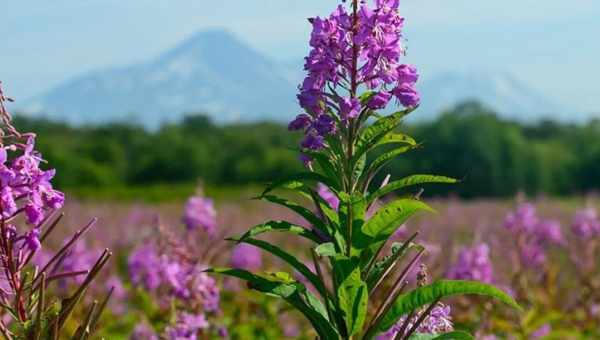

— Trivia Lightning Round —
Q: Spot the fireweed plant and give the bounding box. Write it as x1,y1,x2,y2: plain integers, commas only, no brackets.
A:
208,1,520,339
127,189,226,338
0,82,112,339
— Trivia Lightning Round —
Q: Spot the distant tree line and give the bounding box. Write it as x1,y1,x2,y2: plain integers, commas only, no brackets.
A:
13,101,600,198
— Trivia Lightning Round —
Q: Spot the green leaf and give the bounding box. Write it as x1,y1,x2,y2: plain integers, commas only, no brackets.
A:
409,331,475,340
357,199,433,249
339,194,367,256
261,172,339,197
379,280,521,332
334,258,368,336
239,220,321,244
303,151,342,186
353,153,367,182
368,175,458,203
260,195,330,238
353,108,416,165
235,238,329,301
207,268,339,339
359,91,378,105
360,145,416,189
315,242,338,257
377,133,417,147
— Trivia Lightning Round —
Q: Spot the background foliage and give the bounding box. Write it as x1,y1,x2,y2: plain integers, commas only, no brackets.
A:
16,101,600,199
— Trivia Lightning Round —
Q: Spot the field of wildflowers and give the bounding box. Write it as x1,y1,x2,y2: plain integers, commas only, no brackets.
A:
19,195,599,339
1,0,599,339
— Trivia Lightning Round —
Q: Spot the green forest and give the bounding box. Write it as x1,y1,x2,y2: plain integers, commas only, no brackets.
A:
15,101,600,198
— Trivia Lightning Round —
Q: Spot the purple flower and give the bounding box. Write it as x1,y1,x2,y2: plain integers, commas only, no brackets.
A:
537,219,564,245
531,324,551,339
340,97,361,119
572,207,600,239
447,243,494,283
230,243,262,270
520,243,546,267
128,243,163,290
393,83,420,107
377,303,453,339
164,312,208,340
183,196,217,235
317,183,339,210
296,0,420,143
0,135,64,225
25,203,44,226
190,270,220,312
131,323,159,340
23,228,41,252
367,91,392,109
299,153,312,167
0,186,17,218
301,133,325,150
312,114,337,136
396,64,419,84
504,202,564,267
59,242,100,285
217,326,229,338
504,202,538,232
288,114,312,131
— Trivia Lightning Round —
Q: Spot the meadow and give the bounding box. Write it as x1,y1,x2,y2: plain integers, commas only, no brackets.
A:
41,192,598,339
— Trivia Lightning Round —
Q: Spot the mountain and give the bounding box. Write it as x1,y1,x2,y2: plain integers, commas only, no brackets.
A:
413,71,568,122
21,30,298,128
21,30,571,127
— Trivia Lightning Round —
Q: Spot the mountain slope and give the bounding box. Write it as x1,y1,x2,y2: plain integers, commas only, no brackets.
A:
22,30,298,128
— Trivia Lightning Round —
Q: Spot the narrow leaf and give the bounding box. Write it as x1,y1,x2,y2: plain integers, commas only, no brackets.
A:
368,175,458,203
357,199,433,249
239,220,321,244
261,172,339,196
207,268,338,339
379,280,521,332
235,238,329,301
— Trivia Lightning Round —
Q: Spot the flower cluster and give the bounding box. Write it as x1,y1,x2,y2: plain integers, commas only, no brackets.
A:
447,243,494,283
0,135,65,251
377,303,453,339
571,207,600,239
377,264,453,339
183,193,217,235
0,81,112,337
128,189,226,339
504,202,563,267
290,0,420,152
164,312,209,339
128,243,220,312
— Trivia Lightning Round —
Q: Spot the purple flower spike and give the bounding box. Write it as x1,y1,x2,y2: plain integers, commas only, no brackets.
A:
230,243,262,270
183,195,217,235
572,207,600,239
447,243,494,283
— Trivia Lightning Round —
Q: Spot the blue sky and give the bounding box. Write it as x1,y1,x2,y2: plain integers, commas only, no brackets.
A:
1,0,599,114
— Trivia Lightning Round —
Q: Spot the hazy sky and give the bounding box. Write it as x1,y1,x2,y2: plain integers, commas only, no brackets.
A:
1,0,599,113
